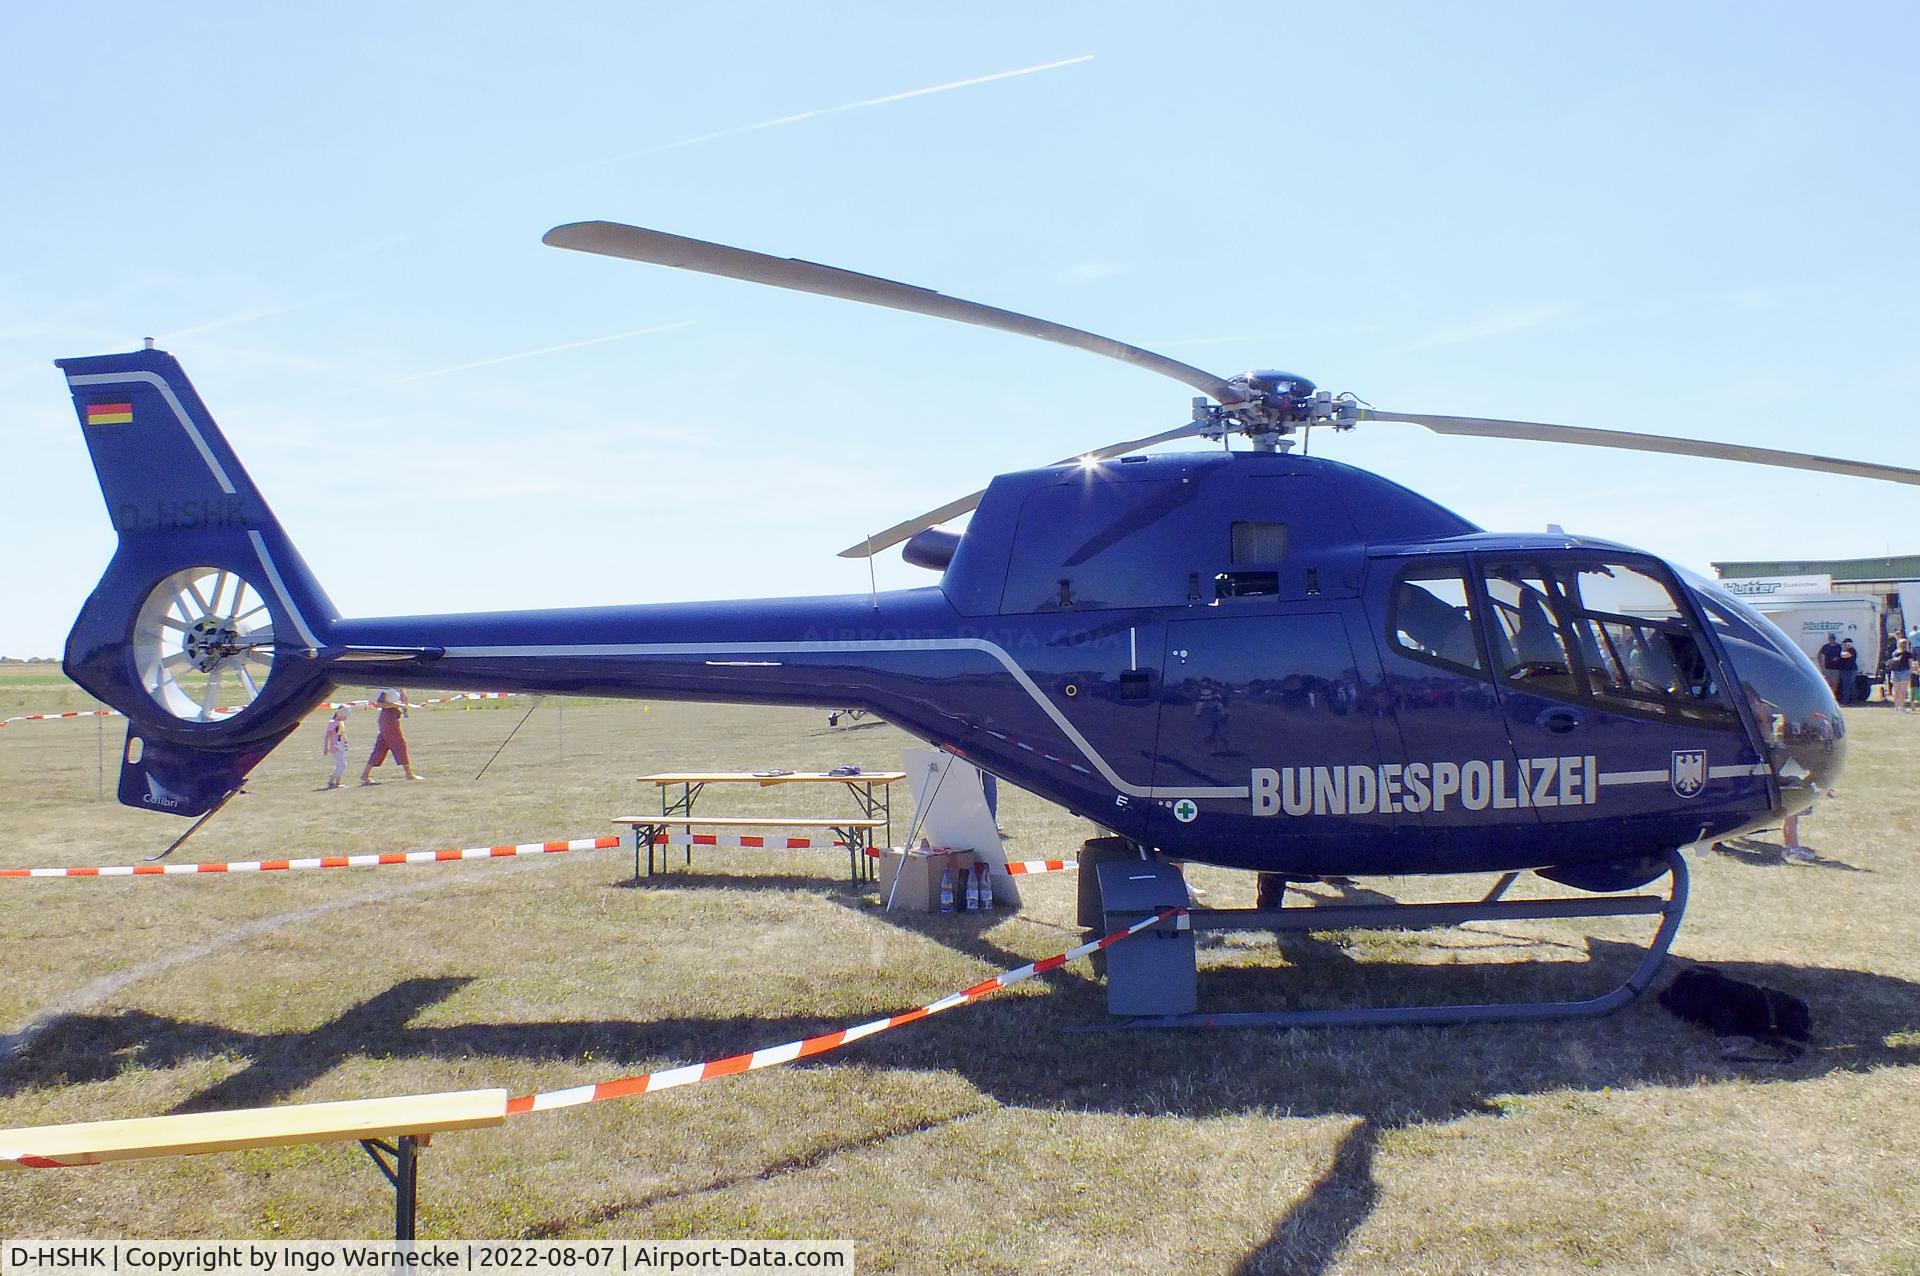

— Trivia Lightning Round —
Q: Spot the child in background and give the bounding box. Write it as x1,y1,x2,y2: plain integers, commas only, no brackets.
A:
322,706,350,790
1782,788,1836,863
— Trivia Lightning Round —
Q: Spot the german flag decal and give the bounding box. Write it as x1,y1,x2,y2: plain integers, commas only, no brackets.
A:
86,402,134,426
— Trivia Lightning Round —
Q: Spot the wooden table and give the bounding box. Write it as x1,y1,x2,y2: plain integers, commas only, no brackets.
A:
636,770,906,880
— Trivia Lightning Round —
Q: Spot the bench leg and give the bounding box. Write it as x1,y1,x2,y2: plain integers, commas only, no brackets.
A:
632,824,666,882
840,828,871,884
360,1134,420,1240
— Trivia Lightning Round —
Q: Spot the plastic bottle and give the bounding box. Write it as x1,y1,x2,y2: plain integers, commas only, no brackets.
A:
938,863,954,913
965,863,981,911
977,863,994,911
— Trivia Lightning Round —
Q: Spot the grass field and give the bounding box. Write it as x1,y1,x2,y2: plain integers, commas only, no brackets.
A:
1,660,1915,1273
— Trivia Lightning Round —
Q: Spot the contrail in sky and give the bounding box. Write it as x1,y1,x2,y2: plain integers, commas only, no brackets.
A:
156,303,308,341
655,54,1095,151
317,322,693,399
369,322,694,388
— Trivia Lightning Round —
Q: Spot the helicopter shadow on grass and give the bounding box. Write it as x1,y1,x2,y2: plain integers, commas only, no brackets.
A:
808,882,1919,1270
5,940,1916,1260
1710,837,1868,872
479,930,1920,1250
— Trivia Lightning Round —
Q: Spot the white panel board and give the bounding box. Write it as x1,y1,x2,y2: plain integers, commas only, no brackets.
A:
898,748,1020,909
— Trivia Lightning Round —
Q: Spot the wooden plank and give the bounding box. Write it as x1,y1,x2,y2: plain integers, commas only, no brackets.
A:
0,1089,508,1169
638,772,906,785
612,817,885,829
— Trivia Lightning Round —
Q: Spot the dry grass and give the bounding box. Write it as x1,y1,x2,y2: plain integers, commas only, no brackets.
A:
1,661,1916,1273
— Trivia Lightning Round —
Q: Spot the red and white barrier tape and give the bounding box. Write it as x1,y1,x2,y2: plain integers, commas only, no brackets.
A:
0,835,620,879
320,692,518,712
1,692,518,729
505,906,1187,1114
861,847,1076,875
1,1148,67,1169
0,708,119,726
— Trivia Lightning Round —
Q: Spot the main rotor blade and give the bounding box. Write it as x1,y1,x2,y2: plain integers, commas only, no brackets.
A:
1360,409,1920,488
837,421,1207,558
544,221,1242,404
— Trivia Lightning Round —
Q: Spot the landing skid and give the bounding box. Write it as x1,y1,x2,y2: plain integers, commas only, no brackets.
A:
1085,850,1688,1031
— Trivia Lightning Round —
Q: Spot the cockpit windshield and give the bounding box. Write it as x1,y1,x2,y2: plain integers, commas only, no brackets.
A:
1675,565,1843,798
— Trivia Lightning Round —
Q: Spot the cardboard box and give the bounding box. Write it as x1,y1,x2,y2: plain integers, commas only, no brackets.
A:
878,846,978,913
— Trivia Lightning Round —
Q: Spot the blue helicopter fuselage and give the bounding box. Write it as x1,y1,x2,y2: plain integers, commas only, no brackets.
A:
58,350,1844,884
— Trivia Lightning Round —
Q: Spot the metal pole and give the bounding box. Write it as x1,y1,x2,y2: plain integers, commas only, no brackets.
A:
474,698,541,782
395,1136,418,1240
96,714,105,801
556,697,565,763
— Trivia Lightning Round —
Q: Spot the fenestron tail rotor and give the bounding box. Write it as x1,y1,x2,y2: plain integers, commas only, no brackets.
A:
132,566,277,723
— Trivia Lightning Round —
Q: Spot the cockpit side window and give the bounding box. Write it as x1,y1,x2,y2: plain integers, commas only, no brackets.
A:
1388,561,1486,677
1560,561,1738,727
1476,556,1739,726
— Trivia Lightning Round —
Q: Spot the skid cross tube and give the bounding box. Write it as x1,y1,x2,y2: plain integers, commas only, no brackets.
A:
1098,851,1688,1031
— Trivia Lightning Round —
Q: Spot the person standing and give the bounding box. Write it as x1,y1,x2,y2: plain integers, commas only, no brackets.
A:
1817,633,1844,702
359,688,423,784
1836,639,1860,705
321,706,350,789
1890,639,1915,711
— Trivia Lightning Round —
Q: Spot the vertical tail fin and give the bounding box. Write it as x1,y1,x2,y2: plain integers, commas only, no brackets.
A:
56,347,338,814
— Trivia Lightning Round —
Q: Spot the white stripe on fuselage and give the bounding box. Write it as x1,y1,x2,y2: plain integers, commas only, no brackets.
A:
436,637,1247,802
436,640,1776,808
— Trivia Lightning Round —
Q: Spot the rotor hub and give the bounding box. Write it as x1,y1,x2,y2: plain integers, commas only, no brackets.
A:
184,617,242,672
1192,372,1364,447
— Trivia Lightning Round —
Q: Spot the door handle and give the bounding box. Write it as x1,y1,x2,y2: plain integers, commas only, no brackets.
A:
1537,707,1582,734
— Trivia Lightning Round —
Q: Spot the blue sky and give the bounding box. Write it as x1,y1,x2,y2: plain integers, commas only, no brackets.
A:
4,3,1916,656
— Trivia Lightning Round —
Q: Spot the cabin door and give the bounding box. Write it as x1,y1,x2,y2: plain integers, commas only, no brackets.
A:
1145,609,1398,871
1475,553,1769,855
1367,556,1541,870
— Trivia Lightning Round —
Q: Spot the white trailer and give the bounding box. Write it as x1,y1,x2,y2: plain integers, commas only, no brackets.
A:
1733,592,1885,698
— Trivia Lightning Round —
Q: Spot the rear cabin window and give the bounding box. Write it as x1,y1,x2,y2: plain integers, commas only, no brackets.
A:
1388,563,1485,676
1480,563,1583,699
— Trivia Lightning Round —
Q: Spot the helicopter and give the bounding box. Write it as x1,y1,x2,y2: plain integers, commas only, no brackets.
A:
54,221,1919,916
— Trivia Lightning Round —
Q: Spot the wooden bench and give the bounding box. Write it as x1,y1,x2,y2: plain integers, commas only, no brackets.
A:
0,1088,507,1238
613,816,888,883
